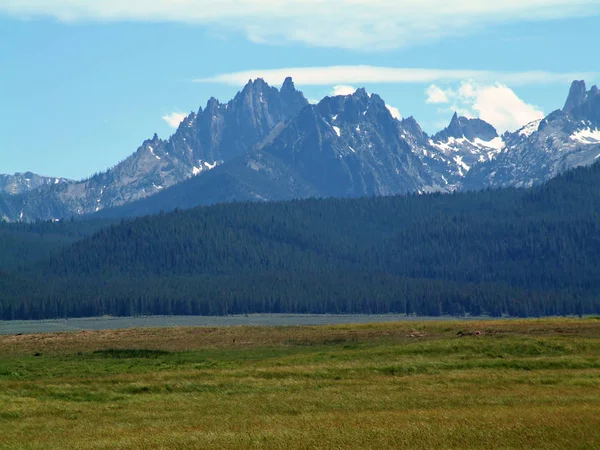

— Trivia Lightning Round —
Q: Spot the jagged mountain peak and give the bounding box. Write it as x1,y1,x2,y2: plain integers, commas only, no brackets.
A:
564,80,587,111
281,76,295,91
176,111,197,131
229,77,308,114
317,88,390,127
205,96,223,111
241,77,269,91
236,77,301,99
434,113,498,142
400,116,428,141
279,77,309,114
562,80,600,124
140,133,163,149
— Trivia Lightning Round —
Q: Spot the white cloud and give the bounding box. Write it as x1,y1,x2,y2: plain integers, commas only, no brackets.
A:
161,112,187,128
2,1,599,50
426,85,450,104
428,82,545,133
469,84,545,133
197,66,597,87
386,105,402,120
330,85,357,96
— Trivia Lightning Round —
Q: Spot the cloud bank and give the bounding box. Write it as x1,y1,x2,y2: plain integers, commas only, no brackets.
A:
427,82,545,133
2,0,599,50
196,66,597,87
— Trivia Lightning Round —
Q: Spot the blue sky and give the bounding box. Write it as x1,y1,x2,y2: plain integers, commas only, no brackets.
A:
1,1,599,180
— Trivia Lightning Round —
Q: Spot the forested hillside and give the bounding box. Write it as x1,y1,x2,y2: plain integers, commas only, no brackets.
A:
0,219,114,271
1,162,600,320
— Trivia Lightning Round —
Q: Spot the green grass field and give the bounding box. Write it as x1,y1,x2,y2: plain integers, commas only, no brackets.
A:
1,318,599,449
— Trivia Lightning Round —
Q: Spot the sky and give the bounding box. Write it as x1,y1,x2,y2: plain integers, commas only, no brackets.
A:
1,0,599,180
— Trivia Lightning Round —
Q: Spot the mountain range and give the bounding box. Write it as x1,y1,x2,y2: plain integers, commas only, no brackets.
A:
2,79,599,222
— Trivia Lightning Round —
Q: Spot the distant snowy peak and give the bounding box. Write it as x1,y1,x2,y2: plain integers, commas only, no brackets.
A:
419,114,505,181
433,113,498,143
462,82,600,191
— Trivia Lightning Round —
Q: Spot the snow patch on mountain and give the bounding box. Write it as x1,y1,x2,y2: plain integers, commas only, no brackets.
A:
192,160,219,176
473,137,505,151
518,119,542,137
148,145,161,160
571,128,600,144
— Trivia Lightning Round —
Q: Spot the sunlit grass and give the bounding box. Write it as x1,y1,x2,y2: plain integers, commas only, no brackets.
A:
0,318,599,449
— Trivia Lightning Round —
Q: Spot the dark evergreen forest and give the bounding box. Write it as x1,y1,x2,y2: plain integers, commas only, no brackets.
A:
1,162,600,320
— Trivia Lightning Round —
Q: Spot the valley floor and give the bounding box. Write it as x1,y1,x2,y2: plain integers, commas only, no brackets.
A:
0,318,599,449
0,314,483,335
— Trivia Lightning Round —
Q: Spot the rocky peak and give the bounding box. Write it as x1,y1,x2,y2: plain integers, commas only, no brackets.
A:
279,77,309,116
317,88,390,126
241,78,267,93
178,111,196,129
205,97,221,113
354,88,369,100
563,80,587,112
281,76,295,92
141,133,162,147
400,117,428,142
230,78,307,114
433,113,498,142
562,80,600,124
234,78,274,109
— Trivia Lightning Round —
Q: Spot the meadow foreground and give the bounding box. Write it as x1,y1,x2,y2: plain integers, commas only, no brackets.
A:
0,318,599,449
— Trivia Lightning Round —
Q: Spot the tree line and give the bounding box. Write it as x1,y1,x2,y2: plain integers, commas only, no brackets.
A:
1,163,599,320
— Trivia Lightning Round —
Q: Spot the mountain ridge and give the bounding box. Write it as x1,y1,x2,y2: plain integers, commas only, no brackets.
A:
0,78,309,222
3,79,600,221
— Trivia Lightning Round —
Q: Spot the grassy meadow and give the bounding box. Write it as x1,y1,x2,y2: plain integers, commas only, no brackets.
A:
0,318,599,449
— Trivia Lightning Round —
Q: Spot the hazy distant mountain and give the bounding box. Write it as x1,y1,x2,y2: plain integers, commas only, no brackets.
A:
0,172,71,196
